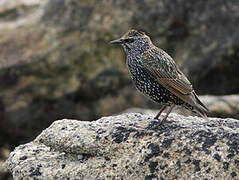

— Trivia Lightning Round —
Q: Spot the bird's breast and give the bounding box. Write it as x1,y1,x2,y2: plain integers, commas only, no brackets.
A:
126,56,143,76
126,55,153,88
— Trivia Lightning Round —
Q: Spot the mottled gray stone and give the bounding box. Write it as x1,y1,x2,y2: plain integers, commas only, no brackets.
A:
5,113,239,179
201,95,239,119
1,0,239,153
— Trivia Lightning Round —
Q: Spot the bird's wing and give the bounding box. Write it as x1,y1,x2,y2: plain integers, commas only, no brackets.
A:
142,47,193,96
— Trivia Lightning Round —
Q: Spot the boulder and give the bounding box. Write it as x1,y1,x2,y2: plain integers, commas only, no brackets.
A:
5,113,239,179
200,95,239,119
1,0,239,154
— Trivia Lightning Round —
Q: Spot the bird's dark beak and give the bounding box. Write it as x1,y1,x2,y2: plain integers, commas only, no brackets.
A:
110,38,124,44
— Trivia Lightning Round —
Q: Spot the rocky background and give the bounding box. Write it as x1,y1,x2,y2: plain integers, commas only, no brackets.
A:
1,0,239,179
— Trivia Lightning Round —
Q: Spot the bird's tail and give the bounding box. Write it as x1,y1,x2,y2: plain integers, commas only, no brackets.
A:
193,93,209,120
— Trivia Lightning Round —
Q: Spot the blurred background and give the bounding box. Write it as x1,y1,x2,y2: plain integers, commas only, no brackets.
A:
1,0,239,178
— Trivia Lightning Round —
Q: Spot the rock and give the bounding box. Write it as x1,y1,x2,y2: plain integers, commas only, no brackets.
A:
0,161,11,180
200,95,239,119
5,113,239,179
1,0,239,153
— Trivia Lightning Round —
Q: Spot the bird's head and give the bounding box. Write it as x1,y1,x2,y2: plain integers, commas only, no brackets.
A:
110,29,152,54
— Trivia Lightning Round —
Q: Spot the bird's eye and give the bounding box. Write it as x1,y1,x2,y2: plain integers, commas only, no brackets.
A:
124,38,134,43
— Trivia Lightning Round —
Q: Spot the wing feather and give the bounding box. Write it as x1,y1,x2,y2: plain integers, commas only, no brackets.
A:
142,48,193,96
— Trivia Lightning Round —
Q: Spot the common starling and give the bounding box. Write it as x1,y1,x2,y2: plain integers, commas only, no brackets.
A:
110,29,208,124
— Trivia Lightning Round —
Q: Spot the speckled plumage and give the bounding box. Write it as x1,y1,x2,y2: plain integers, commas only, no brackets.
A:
110,30,208,123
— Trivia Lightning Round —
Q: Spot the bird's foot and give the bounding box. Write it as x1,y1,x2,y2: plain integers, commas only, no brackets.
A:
154,116,173,125
154,104,175,125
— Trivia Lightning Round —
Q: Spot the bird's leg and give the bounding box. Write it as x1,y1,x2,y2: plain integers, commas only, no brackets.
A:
154,105,167,120
158,104,175,124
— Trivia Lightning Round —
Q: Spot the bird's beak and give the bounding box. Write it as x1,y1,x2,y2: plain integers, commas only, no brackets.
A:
110,38,124,44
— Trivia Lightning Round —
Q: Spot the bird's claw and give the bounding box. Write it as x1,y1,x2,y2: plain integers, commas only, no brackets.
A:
154,117,173,125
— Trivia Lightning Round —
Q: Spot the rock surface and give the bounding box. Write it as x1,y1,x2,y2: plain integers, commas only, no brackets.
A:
1,0,239,160
201,95,239,119
5,113,239,179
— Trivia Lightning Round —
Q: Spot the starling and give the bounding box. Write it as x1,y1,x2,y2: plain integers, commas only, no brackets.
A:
110,29,208,124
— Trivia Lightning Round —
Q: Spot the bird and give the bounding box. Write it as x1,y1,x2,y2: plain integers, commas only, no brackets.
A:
110,29,208,124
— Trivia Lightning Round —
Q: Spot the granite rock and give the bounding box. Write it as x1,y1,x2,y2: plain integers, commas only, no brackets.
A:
201,95,239,119
1,0,239,157
5,113,239,179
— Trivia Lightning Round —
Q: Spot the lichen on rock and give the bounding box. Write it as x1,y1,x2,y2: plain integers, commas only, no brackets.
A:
5,113,239,179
